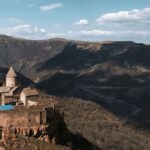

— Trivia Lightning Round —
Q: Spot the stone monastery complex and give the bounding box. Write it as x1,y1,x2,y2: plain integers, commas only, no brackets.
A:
0,67,57,143
0,66,39,107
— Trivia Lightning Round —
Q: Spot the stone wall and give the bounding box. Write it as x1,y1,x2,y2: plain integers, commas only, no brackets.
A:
0,107,53,141
6,77,16,88
0,109,48,128
1,124,48,141
0,112,28,127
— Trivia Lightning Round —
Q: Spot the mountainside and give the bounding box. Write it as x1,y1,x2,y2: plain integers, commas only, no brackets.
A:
57,97,150,150
0,35,147,78
3,97,150,150
0,35,150,128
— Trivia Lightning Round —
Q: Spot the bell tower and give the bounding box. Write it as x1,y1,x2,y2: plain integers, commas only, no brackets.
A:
6,66,17,88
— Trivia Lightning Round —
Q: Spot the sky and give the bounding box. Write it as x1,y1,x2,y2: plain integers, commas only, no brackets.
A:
0,0,150,43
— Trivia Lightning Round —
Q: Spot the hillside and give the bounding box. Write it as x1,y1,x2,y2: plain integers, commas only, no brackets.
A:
57,97,150,150
3,97,150,150
0,35,150,127
0,35,150,149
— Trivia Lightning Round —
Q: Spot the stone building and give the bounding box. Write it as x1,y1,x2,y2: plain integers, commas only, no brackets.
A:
6,66,17,88
0,67,18,105
0,67,57,143
0,67,39,106
20,87,39,106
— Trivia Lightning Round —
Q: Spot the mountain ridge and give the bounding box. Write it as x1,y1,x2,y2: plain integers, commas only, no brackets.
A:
1,35,150,149
0,35,150,128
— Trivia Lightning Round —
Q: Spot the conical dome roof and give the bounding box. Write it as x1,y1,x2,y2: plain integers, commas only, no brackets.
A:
6,66,17,77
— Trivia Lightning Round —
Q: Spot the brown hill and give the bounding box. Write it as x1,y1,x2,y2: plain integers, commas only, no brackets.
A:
0,35,150,127
3,97,150,150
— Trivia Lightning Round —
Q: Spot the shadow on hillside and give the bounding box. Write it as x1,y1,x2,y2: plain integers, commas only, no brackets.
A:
35,41,150,129
36,41,146,72
36,72,135,114
36,73,77,96
48,109,100,150
36,71,150,129
37,44,99,71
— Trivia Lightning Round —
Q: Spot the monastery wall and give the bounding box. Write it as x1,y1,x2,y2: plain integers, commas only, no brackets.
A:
0,109,47,128
0,107,54,141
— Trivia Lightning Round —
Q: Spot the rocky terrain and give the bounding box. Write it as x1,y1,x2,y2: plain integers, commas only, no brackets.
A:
0,35,150,149
2,97,150,150
57,98,150,150
0,35,150,125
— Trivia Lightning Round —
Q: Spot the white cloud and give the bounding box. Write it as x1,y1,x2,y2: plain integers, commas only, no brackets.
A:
78,30,114,36
0,24,46,38
67,30,150,38
1,24,150,42
68,30,114,36
117,30,150,38
40,3,63,11
0,24,65,39
97,7,150,24
74,19,89,26
46,33,65,38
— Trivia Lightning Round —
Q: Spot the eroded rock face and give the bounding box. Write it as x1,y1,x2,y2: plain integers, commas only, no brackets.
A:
0,106,56,144
0,136,71,150
1,125,49,142
0,112,70,150
0,105,69,150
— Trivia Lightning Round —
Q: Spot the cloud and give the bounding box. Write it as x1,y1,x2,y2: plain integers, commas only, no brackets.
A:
97,7,150,24
0,24,46,38
117,30,150,38
40,3,63,11
67,30,150,38
1,24,150,42
68,30,114,37
0,24,64,39
46,33,65,38
78,30,114,36
74,19,89,26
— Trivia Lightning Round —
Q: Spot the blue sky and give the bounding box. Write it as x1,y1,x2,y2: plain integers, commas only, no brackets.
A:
0,0,150,43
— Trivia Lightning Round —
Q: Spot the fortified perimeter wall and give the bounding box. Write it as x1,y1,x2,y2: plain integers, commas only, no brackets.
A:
0,110,47,128
0,106,54,141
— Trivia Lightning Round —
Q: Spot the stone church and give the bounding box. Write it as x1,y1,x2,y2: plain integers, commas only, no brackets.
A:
0,66,39,107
